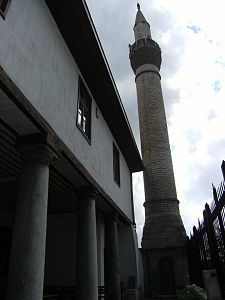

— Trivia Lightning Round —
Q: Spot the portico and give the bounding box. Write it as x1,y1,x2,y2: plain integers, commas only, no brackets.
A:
0,85,137,300
0,123,125,300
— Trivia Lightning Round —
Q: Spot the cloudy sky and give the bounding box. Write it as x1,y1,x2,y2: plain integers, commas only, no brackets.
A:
86,0,225,244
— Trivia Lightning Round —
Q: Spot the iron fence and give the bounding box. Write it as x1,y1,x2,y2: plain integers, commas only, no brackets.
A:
186,160,225,297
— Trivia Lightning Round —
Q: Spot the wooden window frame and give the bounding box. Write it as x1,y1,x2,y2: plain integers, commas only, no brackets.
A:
113,142,120,186
76,77,92,143
0,0,12,19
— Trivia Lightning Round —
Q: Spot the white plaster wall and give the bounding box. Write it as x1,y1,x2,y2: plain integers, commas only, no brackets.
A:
139,249,145,298
44,213,77,286
118,225,140,288
44,211,105,287
0,0,133,221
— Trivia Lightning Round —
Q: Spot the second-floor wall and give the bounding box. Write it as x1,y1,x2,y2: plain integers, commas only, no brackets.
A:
0,0,134,221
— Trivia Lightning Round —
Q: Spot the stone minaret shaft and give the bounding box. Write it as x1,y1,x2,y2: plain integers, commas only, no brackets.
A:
129,4,189,297
130,3,185,249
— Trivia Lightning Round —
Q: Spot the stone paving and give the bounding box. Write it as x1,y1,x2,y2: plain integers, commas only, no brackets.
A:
144,298,177,300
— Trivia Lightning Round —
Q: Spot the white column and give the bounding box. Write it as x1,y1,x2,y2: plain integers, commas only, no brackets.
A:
76,190,98,300
6,143,57,300
105,214,121,300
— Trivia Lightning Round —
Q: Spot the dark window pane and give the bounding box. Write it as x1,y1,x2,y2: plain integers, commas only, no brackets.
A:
0,0,11,18
0,0,8,12
113,143,120,186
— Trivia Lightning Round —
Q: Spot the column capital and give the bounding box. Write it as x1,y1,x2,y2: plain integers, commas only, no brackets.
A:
77,186,98,200
104,212,119,223
16,134,60,165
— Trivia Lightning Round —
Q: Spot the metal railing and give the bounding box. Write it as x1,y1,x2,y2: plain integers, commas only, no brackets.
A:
186,161,225,298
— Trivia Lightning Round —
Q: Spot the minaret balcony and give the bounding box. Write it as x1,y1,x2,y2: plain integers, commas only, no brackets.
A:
129,38,162,72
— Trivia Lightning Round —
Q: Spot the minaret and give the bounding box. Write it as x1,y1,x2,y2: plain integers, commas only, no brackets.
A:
129,4,189,298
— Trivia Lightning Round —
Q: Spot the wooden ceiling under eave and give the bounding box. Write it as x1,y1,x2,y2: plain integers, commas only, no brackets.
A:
45,0,143,173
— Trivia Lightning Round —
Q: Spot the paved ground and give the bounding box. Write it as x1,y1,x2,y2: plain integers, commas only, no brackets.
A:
144,298,177,300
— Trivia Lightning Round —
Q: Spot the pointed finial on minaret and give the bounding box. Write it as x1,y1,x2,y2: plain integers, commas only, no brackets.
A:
134,2,151,40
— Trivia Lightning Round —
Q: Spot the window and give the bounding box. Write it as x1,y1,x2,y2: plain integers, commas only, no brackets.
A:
113,143,120,186
0,0,11,19
77,78,92,141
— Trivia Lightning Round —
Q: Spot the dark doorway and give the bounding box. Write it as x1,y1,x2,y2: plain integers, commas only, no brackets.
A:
159,257,176,295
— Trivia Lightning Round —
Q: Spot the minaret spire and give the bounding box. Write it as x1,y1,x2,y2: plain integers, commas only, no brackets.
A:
129,5,189,298
134,3,151,41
